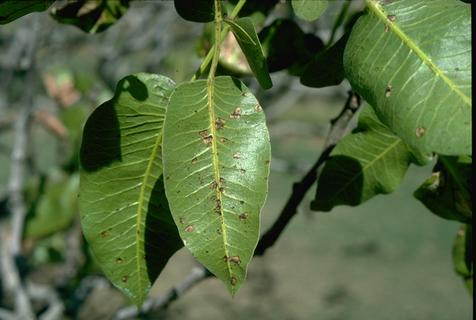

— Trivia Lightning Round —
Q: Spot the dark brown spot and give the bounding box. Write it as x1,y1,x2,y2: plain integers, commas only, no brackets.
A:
239,213,248,221
166,176,170,180
214,199,222,215
215,117,225,130
219,177,225,184
210,181,218,189
219,187,225,193
217,228,222,235
233,152,241,159
415,127,426,138
122,275,128,283
100,230,108,238
240,169,246,174
230,276,238,286
199,130,209,137
255,104,262,112
241,91,249,97
385,85,392,97
230,107,242,119
179,217,185,224
185,225,194,232
265,160,270,165
191,157,198,164
116,257,123,264
387,14,396,22
223,255,228,262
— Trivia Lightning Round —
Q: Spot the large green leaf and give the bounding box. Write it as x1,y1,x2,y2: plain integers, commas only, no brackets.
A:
162,76,271,295
344,0,471,155
0,0,53,24
453,224,473,294
225,17,273,89
79,73,182,305
173,0,214,23
51,0,131,33
291,0,329,22
311,105,421,212
414,155,472,223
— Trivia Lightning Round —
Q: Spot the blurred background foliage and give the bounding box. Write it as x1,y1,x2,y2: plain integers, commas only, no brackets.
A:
0,1,471,319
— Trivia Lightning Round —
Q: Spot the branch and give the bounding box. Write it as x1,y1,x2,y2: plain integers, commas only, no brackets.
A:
114,91,362,319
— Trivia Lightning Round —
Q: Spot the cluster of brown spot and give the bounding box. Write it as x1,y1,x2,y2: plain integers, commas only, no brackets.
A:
385,85,392,97
415,127,426,138
230,107,242,119
185,225,194,232
199,130,213,146
215,117,225,130
214,199,222,215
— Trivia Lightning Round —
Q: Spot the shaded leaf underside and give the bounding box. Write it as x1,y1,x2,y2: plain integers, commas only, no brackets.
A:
79,73,182,305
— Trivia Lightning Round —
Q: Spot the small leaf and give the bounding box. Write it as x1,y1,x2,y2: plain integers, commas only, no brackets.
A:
79,73,182,305
291,0,329,22
414,156,472,223
311,105,418,212
225,17,273,89
259,19,323,73
51,0,131,33
0,0,53,24
453,224,473,294
300,32,349,88
162,76,271,295
344,0,471,155
25,171,79,239
173,0,214,23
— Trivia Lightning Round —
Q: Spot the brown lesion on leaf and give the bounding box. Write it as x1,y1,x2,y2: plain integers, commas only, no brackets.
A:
116,257,123,264
239,212,248,221
230,107,242,119
191,157,198,164
215,117,225,130
230,276,238,286
265,160,270,165
179,217,185,224
185,225,194,232
219,186,225,193
100,230,108,238
210,180,219,189
415,127,426,138
233,152,241,159
240,168,246,175
214,199,222,215
387,14,396,22
255,104,262,112
228,256,241,265
199,130,213,146
385,85,392,97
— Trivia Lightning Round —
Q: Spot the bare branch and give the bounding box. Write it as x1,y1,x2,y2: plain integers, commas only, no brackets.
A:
113,91,362,319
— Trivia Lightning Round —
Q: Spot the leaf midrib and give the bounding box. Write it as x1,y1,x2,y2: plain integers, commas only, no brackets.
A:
366,0,471,106
134,128,163,298
206,79,233,280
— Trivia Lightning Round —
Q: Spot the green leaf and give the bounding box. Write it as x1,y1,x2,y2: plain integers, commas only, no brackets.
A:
162,76,271,295
225,17,273,89
25,171,78,239
300,32,349,88
453,224,473,294
79,73,182,305
0,0,53,24
344,0,471,155
51,0,131,33
174,0,214,23
259,19,323,73
291,0,329,22
311,105,418,212
414,156,472,223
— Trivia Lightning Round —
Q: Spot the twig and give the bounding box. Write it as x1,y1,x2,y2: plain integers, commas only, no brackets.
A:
113,91,362,319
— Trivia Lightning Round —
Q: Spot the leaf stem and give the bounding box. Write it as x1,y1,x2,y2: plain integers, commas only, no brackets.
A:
191,0,246,81
207,0,223,84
